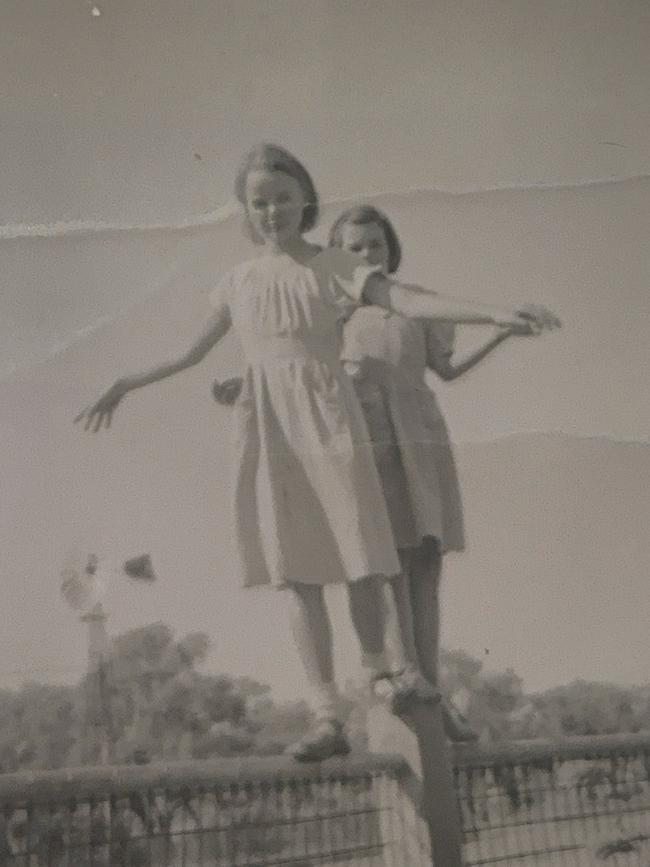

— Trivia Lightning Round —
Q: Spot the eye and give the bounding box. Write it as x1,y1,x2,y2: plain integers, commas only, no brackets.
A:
251,198,266,210
349,243,362,253
276,193,291,204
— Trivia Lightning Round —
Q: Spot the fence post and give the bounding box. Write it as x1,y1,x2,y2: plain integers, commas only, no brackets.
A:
367,700,464,867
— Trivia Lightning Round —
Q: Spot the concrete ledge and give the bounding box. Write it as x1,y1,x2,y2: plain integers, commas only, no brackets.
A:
0,752,409,804
452,731,650,768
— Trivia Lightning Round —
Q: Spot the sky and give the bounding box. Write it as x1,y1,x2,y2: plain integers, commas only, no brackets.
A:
1,0,649,701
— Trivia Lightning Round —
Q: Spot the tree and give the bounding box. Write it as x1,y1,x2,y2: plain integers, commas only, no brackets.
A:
527,681,645,738
2,628,649,775
0,684,79,773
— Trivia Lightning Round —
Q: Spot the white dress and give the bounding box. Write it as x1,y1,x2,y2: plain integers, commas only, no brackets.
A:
342,308,465,553
209,248,401,588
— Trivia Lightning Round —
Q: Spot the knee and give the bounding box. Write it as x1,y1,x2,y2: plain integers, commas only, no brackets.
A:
348,574,383,602
289,582,325,611
412,538,443,582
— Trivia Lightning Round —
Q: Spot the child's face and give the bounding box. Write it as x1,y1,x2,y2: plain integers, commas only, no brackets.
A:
339,222,390,273
244,169,307,246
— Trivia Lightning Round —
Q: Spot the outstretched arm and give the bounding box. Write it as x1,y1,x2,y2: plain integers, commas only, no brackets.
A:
362,274,539,329
75,309,231,432
430,327,518,382
429,300,560,381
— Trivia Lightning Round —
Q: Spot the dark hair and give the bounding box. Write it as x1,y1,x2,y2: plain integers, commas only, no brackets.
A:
328,205,402,273
234,144,319,238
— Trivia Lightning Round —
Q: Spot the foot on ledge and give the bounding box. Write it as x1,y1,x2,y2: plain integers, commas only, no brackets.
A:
442,700,479,743
372,667,441,716
391,667,441,715
286,718,351,763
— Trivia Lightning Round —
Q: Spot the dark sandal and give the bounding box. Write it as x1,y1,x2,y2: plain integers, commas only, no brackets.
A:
442,701,479,742
286,719,351,763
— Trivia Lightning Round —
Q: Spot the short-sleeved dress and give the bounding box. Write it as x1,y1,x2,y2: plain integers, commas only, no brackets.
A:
341,308,465,553
209,247,402,589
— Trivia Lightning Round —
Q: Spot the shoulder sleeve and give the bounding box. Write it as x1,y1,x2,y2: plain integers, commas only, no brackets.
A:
425,321,456,368
324,248,382,303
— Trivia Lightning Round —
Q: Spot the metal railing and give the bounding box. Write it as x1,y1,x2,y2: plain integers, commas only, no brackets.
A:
1,733,649,866
0,753,425,866
454,733,650,866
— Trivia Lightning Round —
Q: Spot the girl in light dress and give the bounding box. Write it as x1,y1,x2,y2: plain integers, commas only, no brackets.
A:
215,203,552,740
77,144,559,762
330,205,544,739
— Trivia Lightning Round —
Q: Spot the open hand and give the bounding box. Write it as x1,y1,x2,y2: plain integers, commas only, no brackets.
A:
499,320,535,337
516,303,562,332
212,377,243,406
74,379,130,432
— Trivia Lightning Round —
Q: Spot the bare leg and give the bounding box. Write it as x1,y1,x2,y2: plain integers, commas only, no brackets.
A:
347,575,391,675
286,582,350,762
347,570,435,706
386,549,419,670
287,582,338,719
407,537,442,685
379,548,439,705
409,538,478,741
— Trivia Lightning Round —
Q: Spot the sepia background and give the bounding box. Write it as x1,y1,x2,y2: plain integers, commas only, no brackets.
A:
2,0,649,714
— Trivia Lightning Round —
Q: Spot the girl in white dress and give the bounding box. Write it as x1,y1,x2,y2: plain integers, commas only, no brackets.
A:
330,205,547,738
77,144,558,761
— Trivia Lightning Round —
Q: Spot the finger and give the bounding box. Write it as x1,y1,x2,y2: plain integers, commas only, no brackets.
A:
518,310,541,326
526,306,549,326
540,307,561,329
84,410,97,432
102,403,117,430
525,319,541,336
92,411,105,434
74,408,88,424
538,307,554,326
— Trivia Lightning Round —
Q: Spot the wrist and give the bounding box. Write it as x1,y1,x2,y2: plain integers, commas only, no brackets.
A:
119,375,137,392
